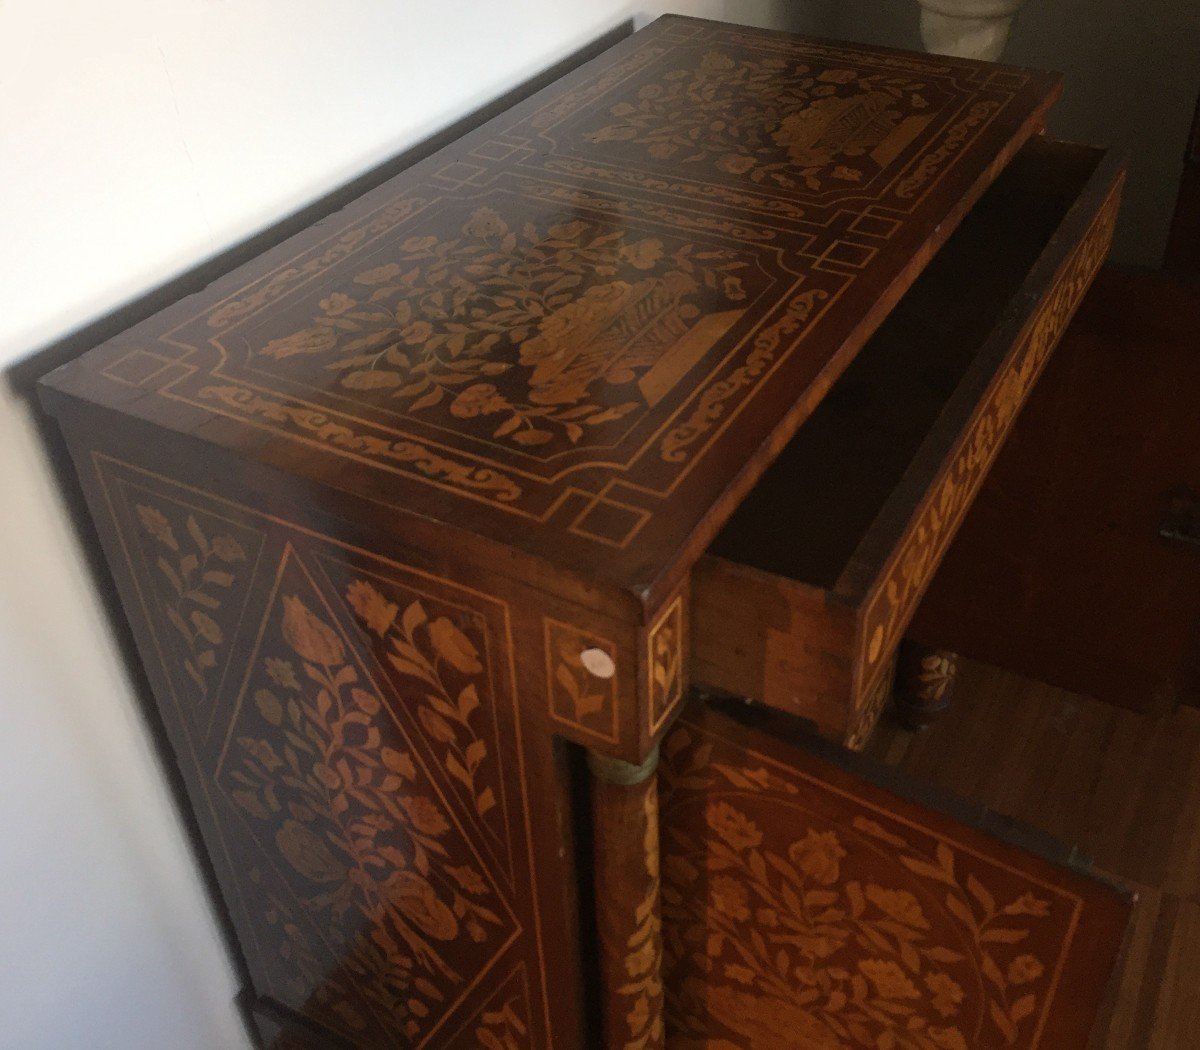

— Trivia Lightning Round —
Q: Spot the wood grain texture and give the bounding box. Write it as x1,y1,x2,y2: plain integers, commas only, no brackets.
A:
38,15,1061,608
660,697,1131,1049
910,267,1200,714
692,557,855,738
693,139,1123,747
865,659,1200,1050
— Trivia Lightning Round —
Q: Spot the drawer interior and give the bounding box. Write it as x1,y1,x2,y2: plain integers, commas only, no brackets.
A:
707,137,1105,592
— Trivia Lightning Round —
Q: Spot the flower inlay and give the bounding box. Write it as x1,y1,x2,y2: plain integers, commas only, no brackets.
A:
217,551,518,1044
127,493,259,715
660,717,1087,1049
247,206,754,459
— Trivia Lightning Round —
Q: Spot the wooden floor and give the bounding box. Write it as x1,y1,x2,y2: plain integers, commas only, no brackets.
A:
866,658,1200,1049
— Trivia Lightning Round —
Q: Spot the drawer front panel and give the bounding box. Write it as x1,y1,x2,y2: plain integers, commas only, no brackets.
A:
660,701,1130,1049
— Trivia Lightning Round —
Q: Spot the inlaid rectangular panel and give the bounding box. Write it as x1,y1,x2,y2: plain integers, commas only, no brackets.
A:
660,698,1131,1049
40,15,1061,601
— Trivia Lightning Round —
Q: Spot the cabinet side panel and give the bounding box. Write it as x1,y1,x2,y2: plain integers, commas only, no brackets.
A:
57,423,582,1049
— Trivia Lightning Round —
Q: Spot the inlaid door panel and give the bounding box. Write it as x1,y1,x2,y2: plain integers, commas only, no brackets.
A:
659,698,1131,1050
88,454,562,1048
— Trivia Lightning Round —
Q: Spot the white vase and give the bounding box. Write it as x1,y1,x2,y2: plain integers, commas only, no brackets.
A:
915,0,1029,62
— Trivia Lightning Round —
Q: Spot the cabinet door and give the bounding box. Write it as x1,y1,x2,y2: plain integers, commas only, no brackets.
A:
659,697,1130,1049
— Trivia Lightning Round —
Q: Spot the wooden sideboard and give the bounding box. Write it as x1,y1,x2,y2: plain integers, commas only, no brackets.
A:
40,16,1131,1048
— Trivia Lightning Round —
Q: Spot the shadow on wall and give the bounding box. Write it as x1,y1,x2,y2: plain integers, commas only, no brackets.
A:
3,18,636,1043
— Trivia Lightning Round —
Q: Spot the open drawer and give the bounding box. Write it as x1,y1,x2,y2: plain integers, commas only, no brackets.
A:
691,138,1126,748
660,695,1132,1049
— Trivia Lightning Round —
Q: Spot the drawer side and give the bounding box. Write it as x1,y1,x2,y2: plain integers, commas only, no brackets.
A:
848,150,1126,708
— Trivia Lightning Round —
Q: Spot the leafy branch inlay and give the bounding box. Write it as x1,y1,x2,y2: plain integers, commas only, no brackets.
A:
225,580,511,1040
136,502,246,697
253,208,751,454
345,578,502,838
660,723,1066,1049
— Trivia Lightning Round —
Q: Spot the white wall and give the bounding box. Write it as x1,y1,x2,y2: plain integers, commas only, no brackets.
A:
0,2,807,1047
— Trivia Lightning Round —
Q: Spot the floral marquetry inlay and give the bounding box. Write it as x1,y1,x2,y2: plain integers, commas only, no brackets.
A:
647,595,685,734
330,568,508,852
620,784,666,1050
468,968,534,1050
218,551,519,1044
52,18,1100,1047
582,50,947,195
132,501,253,698
118,488,263,741
52,16,1063,578
544,617,620,744
91,457,567,1046
659,709,1118,1050
246,205,757,462
845,653,898,752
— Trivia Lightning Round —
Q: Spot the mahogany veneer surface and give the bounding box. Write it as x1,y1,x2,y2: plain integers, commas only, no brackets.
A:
71,453,580,1047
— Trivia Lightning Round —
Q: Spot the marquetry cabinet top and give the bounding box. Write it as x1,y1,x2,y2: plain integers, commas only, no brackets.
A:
41,16,1061,603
